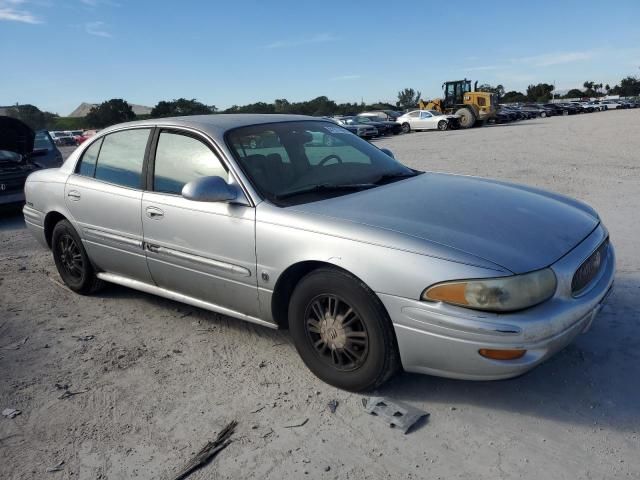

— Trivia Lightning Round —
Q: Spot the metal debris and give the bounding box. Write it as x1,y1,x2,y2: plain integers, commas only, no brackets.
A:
362,397,429,434
283,418,309,428
46,461,65,472
2,408,21,419
58,389,89,400
72,335,95,341
327,400,339,413
171,420,237,480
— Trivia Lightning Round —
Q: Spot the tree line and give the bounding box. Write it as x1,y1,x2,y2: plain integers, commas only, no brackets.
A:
4,76,640,130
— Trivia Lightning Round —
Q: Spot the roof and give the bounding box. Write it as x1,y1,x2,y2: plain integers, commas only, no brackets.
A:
68,102,152,117
99,114,321,138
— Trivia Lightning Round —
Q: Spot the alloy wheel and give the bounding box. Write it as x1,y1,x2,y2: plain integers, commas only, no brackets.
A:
58,234,84,280
304,294,369,371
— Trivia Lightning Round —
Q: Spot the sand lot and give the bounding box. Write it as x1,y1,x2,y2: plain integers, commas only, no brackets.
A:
1,110,639,479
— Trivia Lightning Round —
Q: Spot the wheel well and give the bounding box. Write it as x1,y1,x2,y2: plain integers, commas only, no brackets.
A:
43,211,67,248
271,261,341,329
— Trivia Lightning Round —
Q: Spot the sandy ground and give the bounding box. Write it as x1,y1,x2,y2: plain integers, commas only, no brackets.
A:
1,110,639,480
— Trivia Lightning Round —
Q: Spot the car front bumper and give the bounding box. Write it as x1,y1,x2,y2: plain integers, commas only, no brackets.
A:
379,225,615,380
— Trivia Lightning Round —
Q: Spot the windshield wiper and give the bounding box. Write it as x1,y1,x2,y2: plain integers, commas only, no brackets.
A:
372,171,421,185
275,183,377,200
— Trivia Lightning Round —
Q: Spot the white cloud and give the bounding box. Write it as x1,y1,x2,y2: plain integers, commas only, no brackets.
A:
330,74,361,81
85,20,111,37
516,51,593,67
264,32,338,49
0,0,42,23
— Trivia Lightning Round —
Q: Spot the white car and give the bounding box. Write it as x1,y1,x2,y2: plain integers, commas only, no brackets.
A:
396,110,459,132
600,100,622,110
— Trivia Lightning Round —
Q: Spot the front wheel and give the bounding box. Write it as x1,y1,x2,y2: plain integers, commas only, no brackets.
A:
289,268,399,391
401,122,411,133
52,220,103,294
437,120,448,131
540,111,547,118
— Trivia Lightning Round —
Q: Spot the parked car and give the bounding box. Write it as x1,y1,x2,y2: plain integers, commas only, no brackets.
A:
519,105,550,117
330,118,378,139
22,114,615,390
570,102,595,113
359,110,404,122
51,131,77,146
33,130,64,168
395,110,460,132
542,104,569,116
600,100,622,110
1,117,49,206
339,115,401,135
557,103,582,114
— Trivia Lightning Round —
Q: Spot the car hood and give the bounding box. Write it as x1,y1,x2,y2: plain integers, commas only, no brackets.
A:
290,173,599,273
0,116,35,156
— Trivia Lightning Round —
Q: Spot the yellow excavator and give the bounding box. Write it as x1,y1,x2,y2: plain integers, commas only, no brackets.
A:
418,79,496,128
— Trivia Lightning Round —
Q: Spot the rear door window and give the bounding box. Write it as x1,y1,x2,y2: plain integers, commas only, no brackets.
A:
76,138,103,177
94,129,150,189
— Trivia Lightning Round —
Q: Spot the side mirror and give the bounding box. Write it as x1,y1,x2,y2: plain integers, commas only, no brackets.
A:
379,148,395,159
182,176,238,203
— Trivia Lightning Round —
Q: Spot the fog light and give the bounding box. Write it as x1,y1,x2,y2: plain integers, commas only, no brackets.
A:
478,348,526,360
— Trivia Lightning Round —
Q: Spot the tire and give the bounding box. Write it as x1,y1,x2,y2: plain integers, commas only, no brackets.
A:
455,108,475,128
540,111,547,118
52,219,103,294
401,122,411,133
437,120,448,131
288,268,400,391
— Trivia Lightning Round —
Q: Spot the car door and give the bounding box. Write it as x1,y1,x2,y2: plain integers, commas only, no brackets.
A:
416,111,435,130
65,127,154,283
141,128,260,317
404,111,420,129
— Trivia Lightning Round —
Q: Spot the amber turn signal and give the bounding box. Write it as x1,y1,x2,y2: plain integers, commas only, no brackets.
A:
478,348,526,360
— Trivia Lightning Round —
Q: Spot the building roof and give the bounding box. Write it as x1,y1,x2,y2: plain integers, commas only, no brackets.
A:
68,102,152,117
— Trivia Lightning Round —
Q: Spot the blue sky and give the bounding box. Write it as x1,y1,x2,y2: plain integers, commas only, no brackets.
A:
1,0,640,115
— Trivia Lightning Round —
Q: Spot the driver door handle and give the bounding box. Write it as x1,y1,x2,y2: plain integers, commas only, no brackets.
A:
145,206,164,219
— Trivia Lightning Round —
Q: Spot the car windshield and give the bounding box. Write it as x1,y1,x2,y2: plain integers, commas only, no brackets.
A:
354,116,373,123
34,131,53,150
226,121,417,206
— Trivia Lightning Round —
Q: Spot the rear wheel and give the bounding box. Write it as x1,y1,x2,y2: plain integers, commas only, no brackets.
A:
52,220,103,294
455,108,475,128
289,268,399,391
437,120,448,131
401,122,411,133
540,111,547,118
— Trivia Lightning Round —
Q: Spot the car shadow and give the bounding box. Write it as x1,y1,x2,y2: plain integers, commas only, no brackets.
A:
93,272,640,431
376,273,640,431
0,208,25,231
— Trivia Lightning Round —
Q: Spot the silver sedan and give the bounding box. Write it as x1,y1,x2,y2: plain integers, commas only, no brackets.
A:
23,114,615,391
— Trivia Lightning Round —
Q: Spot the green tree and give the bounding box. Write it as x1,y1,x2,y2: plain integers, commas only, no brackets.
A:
525,83,555,102
610,76,640,96
396,88,421,110
5,104,59,130
564,88,585,99
85,99,135,128
477,83,505,99
150,98,214,118
274,98,291,113
501,91,527,103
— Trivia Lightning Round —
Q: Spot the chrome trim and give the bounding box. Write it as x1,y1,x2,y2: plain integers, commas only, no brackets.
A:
145,243,251,277
96,272,276,328
83,228,143,248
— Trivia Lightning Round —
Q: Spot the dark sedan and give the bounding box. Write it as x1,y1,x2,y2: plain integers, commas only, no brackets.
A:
341,115,402,135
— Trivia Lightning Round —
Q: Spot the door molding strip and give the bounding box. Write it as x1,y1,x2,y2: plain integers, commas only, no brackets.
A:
97,272,277,329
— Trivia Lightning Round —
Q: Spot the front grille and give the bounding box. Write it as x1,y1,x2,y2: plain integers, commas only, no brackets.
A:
0,166,32,194
572,239,609,294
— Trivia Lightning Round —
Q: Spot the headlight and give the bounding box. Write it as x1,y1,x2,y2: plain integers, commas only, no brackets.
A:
422,268,557,312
